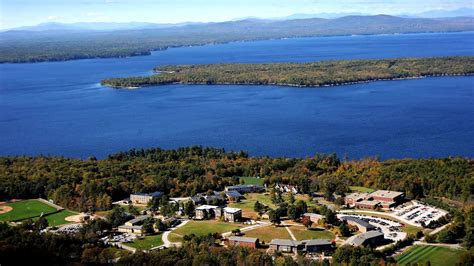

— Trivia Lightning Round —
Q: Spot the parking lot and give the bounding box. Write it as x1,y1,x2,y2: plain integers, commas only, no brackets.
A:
52,223,83,234
338,214,407,242
102,232,137,244
393,201,448,226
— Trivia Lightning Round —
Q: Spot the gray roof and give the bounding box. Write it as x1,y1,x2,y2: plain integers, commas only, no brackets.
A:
300,239,332,246
126,215,149,225
269,238,332,247
269,239,299,247
341,216,376,230
131,191,163,197
228,236,258,243
346,231,384,247
225,190,243,198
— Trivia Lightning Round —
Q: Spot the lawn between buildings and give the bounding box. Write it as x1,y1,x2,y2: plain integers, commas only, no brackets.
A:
229,193,277,219
167,220,246,243
123,233,164,250
239,177,264,186
348,186,375,193
396,245,465,266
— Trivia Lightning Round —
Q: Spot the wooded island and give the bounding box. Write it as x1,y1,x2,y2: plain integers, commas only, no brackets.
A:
101,57,474,88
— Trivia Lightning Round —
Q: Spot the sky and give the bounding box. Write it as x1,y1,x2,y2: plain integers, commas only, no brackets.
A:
0,0,473,29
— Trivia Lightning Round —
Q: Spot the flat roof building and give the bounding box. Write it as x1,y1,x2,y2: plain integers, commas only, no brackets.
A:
355,200,381,209
344,192,369,206
223,207,242,222
369,190,404,203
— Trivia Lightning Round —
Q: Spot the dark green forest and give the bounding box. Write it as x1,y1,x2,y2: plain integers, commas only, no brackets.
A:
1,146,472,212
1,15,473,63
101,57,474,88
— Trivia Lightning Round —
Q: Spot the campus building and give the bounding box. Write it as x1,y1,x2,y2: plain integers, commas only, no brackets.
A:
344,192,369,207
340,216,376,233
368,190,404,205
303,213,324,224
130,191,164,205
274,183,299,194
117,215,150,236
227,236,259,249
224,190,243,202
225,184,265,194
345,231,385,247
195,205,221,220
269,239,333,253
223,207,242,222
344,190,404,209
355,200,381,209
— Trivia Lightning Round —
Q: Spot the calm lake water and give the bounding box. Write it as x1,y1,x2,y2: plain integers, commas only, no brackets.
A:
1,32,473,159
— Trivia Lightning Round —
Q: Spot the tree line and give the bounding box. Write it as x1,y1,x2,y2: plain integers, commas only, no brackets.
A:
0,146,472,213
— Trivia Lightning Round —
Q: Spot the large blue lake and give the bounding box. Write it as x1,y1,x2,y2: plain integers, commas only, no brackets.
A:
1,32,473,159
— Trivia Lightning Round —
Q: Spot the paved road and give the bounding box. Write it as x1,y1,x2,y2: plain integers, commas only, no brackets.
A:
429,222,452,235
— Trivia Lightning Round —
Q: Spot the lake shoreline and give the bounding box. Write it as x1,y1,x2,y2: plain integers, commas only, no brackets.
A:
103,73,474,90
3,30,474,65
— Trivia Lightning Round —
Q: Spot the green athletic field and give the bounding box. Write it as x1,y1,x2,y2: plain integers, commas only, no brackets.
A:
0,199,58,222
396,245,464,266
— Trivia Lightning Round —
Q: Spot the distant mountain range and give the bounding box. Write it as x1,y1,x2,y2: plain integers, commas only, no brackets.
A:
4,21,203,32
3,8,473,33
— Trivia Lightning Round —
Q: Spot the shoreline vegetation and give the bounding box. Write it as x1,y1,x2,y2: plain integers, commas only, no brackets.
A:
1,15,473,64
101,57,474,89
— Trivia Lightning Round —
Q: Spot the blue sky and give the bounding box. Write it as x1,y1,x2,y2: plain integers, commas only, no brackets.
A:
1,0,473,29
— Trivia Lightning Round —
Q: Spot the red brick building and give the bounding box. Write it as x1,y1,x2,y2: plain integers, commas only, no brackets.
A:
227,236,259,249
369,190,404,204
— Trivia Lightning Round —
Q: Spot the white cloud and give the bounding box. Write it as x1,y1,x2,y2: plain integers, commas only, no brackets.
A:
47,16,60,20
104,0,119,4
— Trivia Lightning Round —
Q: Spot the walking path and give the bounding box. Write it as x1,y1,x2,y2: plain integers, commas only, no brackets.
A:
284,225,297,241
222,221,270,237
414,241,462,249
162,219,190,248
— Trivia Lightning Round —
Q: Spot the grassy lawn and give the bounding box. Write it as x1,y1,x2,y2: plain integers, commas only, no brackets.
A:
168,220,245,242
123,234,164,250
43,210,77,226
229,193,276,219
295,194,318,207
239,177,264,186
396,245,464,266
349,186,375,193
289,226,335,241
0,200,58,222
244,225,291,243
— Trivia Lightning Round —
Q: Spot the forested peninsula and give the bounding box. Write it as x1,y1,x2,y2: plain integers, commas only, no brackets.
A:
101,57,474,88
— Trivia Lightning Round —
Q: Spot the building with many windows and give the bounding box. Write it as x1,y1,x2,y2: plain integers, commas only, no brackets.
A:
130,191,163,205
